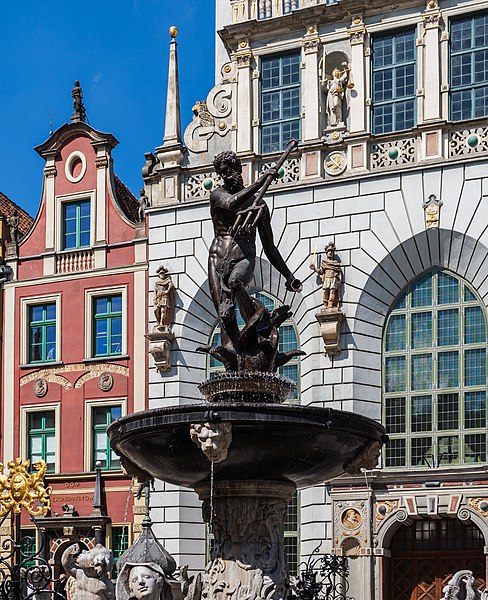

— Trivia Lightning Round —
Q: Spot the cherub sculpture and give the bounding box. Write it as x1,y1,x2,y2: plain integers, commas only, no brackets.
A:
62,543,115,600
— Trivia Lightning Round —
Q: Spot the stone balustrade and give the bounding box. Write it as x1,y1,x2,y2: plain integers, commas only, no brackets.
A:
230,0,338,22
56,249,94,274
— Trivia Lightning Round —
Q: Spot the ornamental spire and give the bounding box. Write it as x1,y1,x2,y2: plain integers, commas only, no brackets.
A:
163,26,182,145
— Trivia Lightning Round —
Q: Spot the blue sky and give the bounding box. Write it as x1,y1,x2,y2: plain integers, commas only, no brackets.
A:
0,1,215,216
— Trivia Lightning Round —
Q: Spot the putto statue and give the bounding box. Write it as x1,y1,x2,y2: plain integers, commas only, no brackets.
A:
321,65,353,128
197,140,304,372
62,543,115,600
310,242,343,309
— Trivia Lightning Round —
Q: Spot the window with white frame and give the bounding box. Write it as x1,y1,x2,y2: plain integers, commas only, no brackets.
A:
29,304,57,363
28,411,56,473
62,199,91,250
383,269,488,469
85,400,126,472
450,12,488,121
92,405,122,470
21,295,61,366
111,525,130,577
371,29,416,134
85,288,127,359
261,53,301,154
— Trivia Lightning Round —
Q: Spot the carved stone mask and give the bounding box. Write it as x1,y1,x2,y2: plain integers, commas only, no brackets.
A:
190,422,232,463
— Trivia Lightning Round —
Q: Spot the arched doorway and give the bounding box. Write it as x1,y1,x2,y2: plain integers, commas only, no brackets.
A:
387,518,486,599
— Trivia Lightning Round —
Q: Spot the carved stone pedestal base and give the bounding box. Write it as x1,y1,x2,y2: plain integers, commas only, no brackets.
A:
195,480,296,600
145,326,175,372
315,308,345,356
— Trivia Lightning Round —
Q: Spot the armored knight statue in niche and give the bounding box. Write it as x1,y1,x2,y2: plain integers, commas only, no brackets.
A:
146,265,175,373
197,140,304,373
153,266,174,329
310,242,343,309
311,242,345,356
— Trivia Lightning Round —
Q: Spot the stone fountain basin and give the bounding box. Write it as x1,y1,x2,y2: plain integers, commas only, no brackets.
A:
108,403,385,489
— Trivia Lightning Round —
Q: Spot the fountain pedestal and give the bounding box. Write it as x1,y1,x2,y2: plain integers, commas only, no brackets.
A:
196,480,296,600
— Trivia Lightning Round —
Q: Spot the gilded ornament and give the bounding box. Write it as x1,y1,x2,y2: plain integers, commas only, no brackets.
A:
423,194,443,229
353,17,361,24
324,151,347,176
468,498,488,515
169,26,178,38
308,26,316,33
239,41,248,48
341,508,362,530
0,458,52,517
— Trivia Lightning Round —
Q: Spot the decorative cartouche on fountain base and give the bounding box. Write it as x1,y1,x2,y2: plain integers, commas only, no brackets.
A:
196,480,295,600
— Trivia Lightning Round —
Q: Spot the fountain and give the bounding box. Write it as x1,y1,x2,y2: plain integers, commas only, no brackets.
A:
108,142,386,600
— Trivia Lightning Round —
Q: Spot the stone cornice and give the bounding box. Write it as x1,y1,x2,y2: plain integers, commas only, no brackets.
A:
218,0,424,50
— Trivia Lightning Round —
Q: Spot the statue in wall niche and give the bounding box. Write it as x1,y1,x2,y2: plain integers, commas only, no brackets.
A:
7,210,20,245
197,140,304,372
310,242,343,309
62,543,115,600
153,266,174,329
138,189,150,222
321,64,353,128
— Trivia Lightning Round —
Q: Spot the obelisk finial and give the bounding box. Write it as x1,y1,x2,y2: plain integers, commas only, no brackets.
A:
163,26,182,145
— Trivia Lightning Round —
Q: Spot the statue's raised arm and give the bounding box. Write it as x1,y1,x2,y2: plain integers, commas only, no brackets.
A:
198,140,304,373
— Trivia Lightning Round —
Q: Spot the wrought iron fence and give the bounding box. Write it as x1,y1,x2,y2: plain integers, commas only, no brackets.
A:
293,546,354,600
0,515,66,600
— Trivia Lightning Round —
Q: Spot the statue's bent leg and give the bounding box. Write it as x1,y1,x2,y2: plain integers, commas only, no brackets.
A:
228,258,255,323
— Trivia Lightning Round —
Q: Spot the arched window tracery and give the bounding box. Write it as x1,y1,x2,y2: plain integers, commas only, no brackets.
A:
383,268,488,468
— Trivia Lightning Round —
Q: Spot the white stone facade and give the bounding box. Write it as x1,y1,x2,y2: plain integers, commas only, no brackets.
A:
144,0,488,596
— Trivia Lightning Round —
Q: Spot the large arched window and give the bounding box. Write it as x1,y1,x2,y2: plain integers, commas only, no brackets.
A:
207,290,301,402
383,269,488,469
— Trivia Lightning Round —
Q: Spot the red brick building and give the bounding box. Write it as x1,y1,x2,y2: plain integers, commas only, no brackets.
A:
1,95,148,567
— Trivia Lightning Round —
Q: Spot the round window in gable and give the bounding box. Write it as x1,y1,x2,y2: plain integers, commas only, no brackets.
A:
65,151,87,183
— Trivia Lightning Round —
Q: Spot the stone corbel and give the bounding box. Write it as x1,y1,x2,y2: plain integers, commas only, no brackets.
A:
315,308,345,356
146,326,175,373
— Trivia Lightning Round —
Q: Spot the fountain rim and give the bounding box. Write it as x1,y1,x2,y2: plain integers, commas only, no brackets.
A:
108,402,387,443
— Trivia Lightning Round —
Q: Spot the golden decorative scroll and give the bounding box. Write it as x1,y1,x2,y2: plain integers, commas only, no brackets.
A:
0,458,51,517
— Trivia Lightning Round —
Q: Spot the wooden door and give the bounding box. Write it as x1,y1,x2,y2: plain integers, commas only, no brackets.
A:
388,520,486,600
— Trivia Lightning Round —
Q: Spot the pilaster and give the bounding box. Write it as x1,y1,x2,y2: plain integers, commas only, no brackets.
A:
235,42,254,154
43,152,58,252
421,0,443,122
302,28,321,142
348,17,367,134
93,144,108,244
